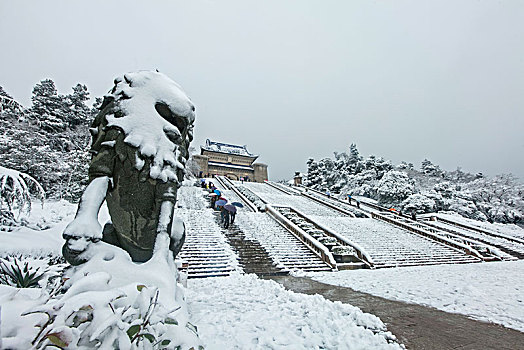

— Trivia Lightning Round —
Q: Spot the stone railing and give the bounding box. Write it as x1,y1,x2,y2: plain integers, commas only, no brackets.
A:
216,176,259,212
265,205,337,270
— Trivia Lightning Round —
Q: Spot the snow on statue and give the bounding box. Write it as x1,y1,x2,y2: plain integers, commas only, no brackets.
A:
62,71,195,265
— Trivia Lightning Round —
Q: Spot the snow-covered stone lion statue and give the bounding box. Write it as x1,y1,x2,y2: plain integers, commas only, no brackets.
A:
62,71,195,265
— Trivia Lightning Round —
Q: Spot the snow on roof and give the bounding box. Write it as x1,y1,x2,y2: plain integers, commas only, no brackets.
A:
105,71,196,182
202,139,257,158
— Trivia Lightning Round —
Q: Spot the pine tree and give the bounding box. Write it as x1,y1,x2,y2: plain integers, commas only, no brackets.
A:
28,79,68,132
0,80,94,201
421,158,442,176
66,83,91,128
347,143,363,174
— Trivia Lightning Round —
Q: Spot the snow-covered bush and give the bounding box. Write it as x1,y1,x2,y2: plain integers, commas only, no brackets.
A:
22,242,202,350
401,193,436,214
0,166,45,227
332,245,356,256
0,255,66,289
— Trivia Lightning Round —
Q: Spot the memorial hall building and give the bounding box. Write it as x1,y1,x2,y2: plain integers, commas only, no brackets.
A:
193,139,268,182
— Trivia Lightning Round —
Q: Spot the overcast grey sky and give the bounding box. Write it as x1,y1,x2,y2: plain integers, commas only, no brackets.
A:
1,1,523,180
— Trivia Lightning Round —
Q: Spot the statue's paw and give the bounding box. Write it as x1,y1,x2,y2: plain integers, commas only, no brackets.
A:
62,236,94,265
63,219,103,242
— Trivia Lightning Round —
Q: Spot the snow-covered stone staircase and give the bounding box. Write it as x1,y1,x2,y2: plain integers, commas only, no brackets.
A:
309,216,481,268
216,179,332,273
177,208,238,278
235,212,332,272
212,212,288,276
241,182,492,268
420,217,524,260
375,212,512,261
176,185,238,278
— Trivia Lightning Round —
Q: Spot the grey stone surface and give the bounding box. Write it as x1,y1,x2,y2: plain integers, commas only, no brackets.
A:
266,275,524,350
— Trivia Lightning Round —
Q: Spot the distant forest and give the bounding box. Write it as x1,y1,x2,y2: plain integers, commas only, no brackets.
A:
304,144,523,225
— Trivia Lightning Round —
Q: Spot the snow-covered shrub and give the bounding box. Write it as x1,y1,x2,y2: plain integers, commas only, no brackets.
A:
30,279,200,349
332,245,356,256
25,242,202,350
401,193,436,214
0,166,45,227
0,256,46,288
0,255,66,289
376,171,414,206
447,197,488,222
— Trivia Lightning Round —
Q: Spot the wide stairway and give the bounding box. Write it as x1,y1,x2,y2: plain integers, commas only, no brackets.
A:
234,211,332,272
177,182,331,277
421,216,524,259
211,212,286,276
242,182,482,268
215,178,332,273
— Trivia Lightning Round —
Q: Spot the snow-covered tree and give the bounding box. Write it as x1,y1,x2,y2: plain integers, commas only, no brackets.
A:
421,158,442,177
365,155,393,179
376,170,414,206
302,144,523,224
347,143,364,174
28,79,68,132
401,193,436,214
465,174,524,224
65,83,91,128
0,80,94,201
306,158,321,188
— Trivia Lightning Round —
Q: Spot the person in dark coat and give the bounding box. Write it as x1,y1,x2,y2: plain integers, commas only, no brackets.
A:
221,206,230,229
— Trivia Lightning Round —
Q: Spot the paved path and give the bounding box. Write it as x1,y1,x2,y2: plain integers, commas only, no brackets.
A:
266,275,524,350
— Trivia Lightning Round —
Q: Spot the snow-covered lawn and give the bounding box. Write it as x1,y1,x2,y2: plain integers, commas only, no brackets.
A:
309,260,524,332
186,273,402,349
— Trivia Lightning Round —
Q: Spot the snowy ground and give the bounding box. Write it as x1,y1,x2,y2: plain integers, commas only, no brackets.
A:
2,196,523,348
308,260,524,332
0,199,403,349
186,273,401,349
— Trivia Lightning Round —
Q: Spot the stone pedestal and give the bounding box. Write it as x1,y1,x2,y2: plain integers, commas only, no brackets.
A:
253,163,268,182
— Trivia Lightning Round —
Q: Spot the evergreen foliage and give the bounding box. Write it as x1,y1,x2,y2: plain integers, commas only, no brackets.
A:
304,144,524,224
0,81,95,202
